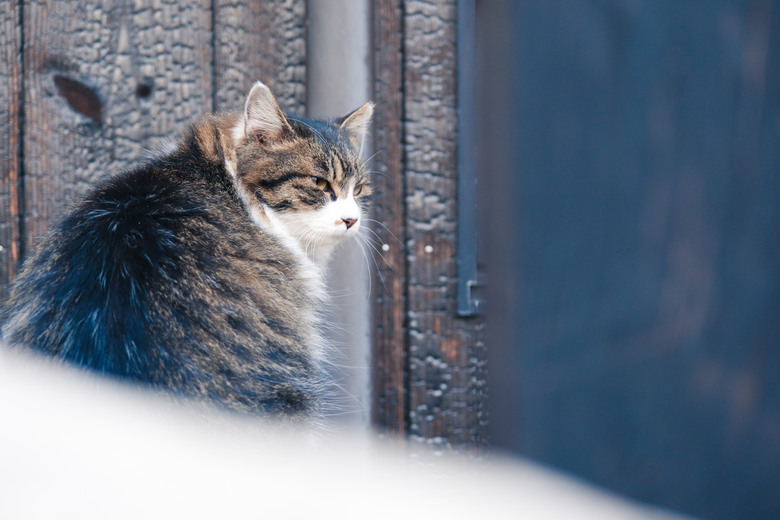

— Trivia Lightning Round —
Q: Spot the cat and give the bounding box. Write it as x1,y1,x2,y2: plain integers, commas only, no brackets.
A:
0,81,374,422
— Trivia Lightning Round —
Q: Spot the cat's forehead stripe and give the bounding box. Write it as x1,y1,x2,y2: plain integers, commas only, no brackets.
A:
333,152,344,181
326,153,336,179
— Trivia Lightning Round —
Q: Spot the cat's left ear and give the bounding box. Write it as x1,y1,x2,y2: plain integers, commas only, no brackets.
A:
339,102,375,156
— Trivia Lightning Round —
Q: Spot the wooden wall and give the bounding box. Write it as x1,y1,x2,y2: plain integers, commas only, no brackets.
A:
0,0,487,451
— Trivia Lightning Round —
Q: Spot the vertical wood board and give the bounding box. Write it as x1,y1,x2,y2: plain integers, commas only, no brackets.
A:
403,0,487,449
0,0,22,301
371,0,408,434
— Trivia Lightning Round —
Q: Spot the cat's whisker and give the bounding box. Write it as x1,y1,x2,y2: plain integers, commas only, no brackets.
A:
327,361,372,370
357,224,382,242
363,149,384,164
325,287,353,297
357,234,393,295
354,232,376,299
305,229,323,259
364,218,405,249
329,380,367,411
360,226,395,252
323,408,364,418
357,231,395,272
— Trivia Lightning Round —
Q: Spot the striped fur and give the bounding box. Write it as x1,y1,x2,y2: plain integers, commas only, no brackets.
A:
0,82,374,422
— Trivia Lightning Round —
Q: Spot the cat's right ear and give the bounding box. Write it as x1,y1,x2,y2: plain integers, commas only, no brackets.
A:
339,102,375,156
243,81,292,144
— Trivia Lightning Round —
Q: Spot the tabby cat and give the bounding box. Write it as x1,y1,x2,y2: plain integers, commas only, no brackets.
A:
0,82,374,421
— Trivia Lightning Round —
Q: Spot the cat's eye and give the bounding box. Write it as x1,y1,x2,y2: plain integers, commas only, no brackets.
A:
312,177,329,190
354,184,363,196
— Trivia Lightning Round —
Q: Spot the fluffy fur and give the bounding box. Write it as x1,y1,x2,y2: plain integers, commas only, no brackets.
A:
0,82,374,422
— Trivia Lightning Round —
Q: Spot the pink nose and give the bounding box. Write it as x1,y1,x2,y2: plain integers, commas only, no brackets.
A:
342,218,358,229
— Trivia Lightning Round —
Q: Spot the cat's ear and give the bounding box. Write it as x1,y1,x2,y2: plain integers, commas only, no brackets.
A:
339,102,374,156
243,81,292,144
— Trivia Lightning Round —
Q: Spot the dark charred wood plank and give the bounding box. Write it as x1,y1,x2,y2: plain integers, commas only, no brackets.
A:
371,0,408,435
403,0,487,450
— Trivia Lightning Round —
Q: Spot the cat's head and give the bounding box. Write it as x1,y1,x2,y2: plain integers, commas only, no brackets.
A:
229,82,374,261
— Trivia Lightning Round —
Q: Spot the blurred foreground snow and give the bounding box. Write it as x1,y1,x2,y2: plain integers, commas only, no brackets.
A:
0,348,694,519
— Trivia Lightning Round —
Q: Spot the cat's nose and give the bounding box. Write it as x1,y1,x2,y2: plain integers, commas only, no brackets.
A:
342,218,358,230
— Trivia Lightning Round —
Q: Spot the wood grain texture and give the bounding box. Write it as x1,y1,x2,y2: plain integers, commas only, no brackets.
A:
22,0,213,252
0,0,22,301
403,0,487,449
213,0,306,113
371,0,407,435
